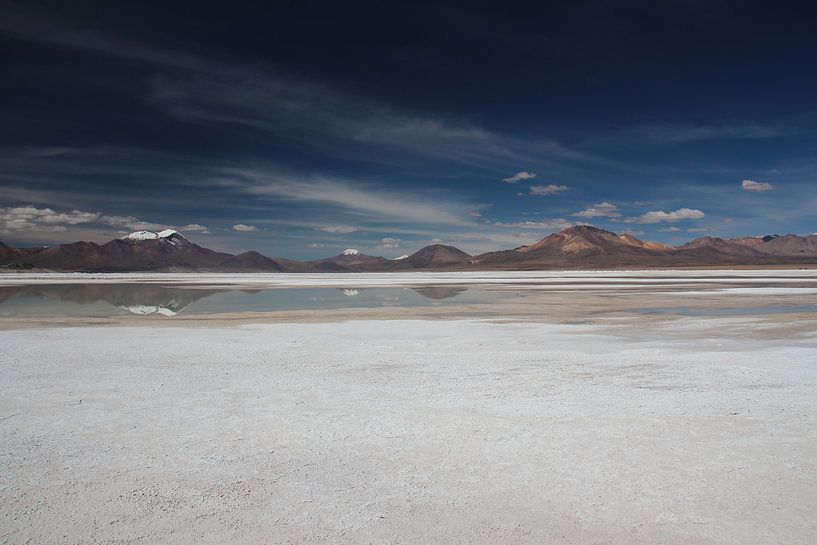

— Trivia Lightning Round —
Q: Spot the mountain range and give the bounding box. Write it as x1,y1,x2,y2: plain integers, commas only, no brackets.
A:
2,225,816,272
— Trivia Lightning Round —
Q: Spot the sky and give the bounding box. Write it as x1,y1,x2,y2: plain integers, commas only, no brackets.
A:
1,0,816,258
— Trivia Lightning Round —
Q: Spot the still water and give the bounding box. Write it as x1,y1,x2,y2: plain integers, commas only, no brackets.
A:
0,283,511,318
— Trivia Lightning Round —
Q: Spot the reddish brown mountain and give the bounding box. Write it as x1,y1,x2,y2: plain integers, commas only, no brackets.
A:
2,226,817,272
473,226,817,269
519,225,670,255
473,225,674,269
730,234,817,256
676,236,768,257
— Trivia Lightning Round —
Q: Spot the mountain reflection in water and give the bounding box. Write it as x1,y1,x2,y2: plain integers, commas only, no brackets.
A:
0,283,477,318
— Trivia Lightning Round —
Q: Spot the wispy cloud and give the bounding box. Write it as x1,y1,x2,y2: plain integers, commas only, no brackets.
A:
502,171,536,183
630,124,796,143
572,202,620,218
742,179,774,192
529,184,569,196
0,4,593,173
226,169,481,227
316,225,360,234
494,219,575,230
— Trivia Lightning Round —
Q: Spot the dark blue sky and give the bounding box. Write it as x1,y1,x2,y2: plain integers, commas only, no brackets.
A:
1,1,816,257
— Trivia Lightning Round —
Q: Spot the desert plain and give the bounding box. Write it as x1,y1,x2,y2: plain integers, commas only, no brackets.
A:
1,270,816,544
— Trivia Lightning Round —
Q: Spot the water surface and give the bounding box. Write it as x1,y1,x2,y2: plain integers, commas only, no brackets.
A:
0,283,504,318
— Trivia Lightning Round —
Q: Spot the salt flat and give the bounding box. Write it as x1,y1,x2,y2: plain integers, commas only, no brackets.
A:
2,268,817,288
2,312,816,544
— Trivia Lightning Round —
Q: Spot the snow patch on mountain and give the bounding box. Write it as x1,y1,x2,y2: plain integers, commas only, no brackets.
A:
122,229,186,243
342,248,360,256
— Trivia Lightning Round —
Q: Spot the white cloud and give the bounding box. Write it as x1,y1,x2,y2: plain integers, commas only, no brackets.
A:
659,226,681,232
178,223,210,233
502,171,536,184
529,184,569,196
572,202,620,218
0,205,210,236
316,225,359,234
98,215,166,231
232,224,258,232
0,206,101,233
742,179,774,192
622,208,705,224
377,237,401,249
494,219,575,230
308,242,324,248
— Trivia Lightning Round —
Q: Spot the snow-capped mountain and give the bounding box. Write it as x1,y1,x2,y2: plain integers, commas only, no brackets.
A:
3,230,245,272
3,226,817,272
307,248,390,271
121,229,189,246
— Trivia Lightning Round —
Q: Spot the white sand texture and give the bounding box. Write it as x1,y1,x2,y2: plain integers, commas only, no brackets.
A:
2,317,817,544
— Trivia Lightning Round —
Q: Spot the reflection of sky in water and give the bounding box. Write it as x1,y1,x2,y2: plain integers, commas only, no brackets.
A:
0,284,508,317
3,283,815,320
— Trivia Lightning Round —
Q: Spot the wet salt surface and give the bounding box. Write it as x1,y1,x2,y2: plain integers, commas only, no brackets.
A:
1,269,816,320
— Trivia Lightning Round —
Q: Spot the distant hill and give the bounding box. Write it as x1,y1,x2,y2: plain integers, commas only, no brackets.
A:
473,226,817,269
473,226,671,269
392,244,471,269
307,248,391,271
12,230,232,272
730,234,817,256
2,226,816,272
218,251,285,272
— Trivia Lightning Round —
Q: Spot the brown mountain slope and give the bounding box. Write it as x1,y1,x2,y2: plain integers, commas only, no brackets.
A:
3,225,817,272
473,225,673,269
0,241,21,262
731,234,817,256
218,251,285,272
517,225,670,255
677,236,768,257
14,232,232,272
471,226,817,269
391,244,471,269
308,249,391,271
